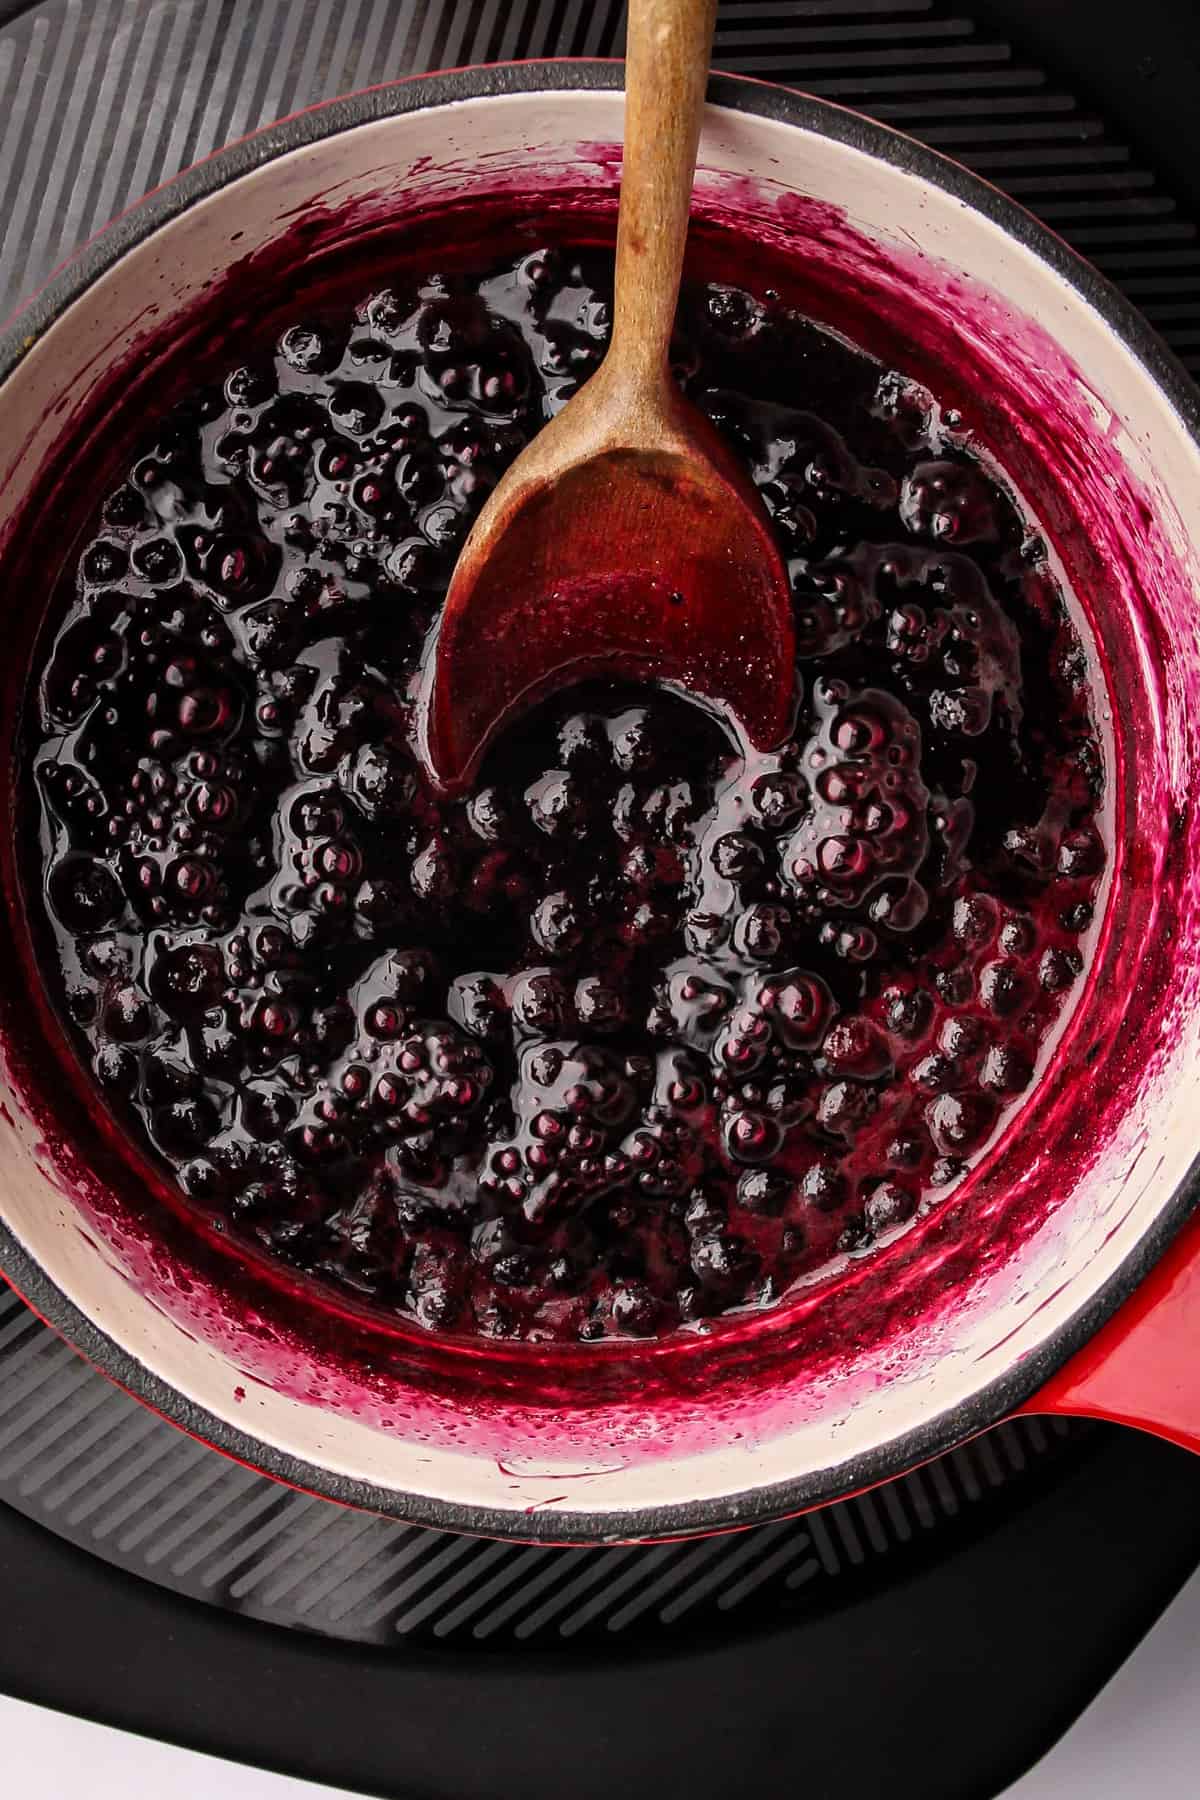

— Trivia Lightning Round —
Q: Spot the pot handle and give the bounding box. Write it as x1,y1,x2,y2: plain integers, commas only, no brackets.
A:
1018,1210,1200,1453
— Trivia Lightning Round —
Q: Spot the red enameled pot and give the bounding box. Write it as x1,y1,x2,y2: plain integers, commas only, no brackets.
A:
1,64,1199,1543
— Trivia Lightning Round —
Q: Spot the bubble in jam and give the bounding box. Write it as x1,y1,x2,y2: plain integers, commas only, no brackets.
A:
25,240,1108,1343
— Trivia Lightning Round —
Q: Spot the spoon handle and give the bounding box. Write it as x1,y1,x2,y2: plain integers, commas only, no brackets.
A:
609,0,718,393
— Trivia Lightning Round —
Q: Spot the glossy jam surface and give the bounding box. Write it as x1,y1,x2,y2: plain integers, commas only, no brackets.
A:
26,241,1107,1344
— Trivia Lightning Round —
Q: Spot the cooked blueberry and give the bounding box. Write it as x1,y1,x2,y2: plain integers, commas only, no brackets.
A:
24,235,1106,1345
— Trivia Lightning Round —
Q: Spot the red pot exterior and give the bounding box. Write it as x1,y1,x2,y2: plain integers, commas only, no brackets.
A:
1024,1213,1200,1454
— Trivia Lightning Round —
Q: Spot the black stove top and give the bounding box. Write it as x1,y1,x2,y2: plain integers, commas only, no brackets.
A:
4,1408,1200,1800
0,1288,1103,1649
2,2,1199,1796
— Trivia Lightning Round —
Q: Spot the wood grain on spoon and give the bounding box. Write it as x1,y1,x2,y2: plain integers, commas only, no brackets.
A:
416,0,797,795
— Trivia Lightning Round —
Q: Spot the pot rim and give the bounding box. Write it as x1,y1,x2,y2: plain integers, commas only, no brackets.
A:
2,59,1198,1543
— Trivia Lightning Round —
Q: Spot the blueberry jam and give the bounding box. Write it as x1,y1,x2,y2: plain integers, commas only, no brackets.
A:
25,238,1108,1344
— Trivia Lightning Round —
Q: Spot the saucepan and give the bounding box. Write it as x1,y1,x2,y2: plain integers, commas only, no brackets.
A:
0,63,1198,1544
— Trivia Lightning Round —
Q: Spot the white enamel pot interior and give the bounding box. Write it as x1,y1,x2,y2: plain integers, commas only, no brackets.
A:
0,66,1199,1544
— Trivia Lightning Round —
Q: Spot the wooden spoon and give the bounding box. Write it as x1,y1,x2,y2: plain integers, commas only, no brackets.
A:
415,0,796,794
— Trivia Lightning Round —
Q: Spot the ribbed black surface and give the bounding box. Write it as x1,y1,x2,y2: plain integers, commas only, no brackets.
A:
0,0,1194,1655
0,1282,1082,1645
1,0,1197,376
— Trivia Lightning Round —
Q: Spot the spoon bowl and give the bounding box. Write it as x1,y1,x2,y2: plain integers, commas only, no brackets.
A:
417,363,797,790
416,0,796,793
